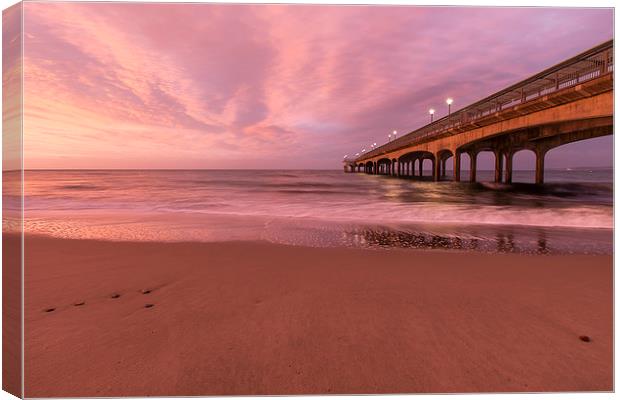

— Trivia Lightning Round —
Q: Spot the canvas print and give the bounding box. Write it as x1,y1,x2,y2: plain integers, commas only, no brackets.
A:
1,2,614,397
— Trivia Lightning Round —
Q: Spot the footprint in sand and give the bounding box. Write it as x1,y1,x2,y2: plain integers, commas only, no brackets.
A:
144,304,154,308
141,289,152,294
74,302,85,307
110,293,121,299
579,335,591,342
43,308,55,313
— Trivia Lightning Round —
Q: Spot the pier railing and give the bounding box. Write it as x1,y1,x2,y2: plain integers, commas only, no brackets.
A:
354,39,613,162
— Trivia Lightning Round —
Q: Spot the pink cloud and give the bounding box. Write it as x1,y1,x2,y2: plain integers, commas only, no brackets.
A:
21,4,613,169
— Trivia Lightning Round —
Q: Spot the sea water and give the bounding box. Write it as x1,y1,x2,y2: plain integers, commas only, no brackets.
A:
9,168,613,254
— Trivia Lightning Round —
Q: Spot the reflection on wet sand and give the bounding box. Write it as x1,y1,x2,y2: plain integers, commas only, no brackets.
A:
344,226,570,255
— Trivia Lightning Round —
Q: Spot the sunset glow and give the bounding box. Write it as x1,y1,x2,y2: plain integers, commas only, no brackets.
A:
21,3,613,169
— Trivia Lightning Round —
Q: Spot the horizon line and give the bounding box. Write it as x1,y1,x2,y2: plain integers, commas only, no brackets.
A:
3,166,613,172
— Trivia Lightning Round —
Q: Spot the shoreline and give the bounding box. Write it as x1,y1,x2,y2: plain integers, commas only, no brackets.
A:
20,233,612,396
14,212,615,255
13,229,614,256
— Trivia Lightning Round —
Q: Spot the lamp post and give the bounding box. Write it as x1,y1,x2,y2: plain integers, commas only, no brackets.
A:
446,98,453,115
429,108,435,123
389,131,397,142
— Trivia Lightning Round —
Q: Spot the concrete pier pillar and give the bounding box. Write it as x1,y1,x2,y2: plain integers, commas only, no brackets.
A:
418,159,424,177
535,149,546,184
468,151,477,182
453,152,461,182
504,151,513,184
494,150,503,183
433,158,440,181
441,159,447,178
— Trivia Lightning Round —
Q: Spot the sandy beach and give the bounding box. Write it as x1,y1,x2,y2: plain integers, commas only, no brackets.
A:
19,233,612,396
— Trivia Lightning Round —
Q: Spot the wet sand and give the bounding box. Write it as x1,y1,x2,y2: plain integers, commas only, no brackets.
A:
21,234,612,396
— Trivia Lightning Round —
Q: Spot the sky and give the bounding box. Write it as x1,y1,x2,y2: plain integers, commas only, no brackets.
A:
18,3,613,169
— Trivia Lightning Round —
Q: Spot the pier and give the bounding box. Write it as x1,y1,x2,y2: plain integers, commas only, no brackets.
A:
344,40,613,184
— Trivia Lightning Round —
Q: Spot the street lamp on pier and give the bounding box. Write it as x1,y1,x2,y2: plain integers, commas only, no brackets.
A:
429,108,435,123
389,131,397,142
446,98,453,115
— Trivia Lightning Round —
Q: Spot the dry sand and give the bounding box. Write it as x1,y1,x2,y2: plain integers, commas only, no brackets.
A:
20,234,612,396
